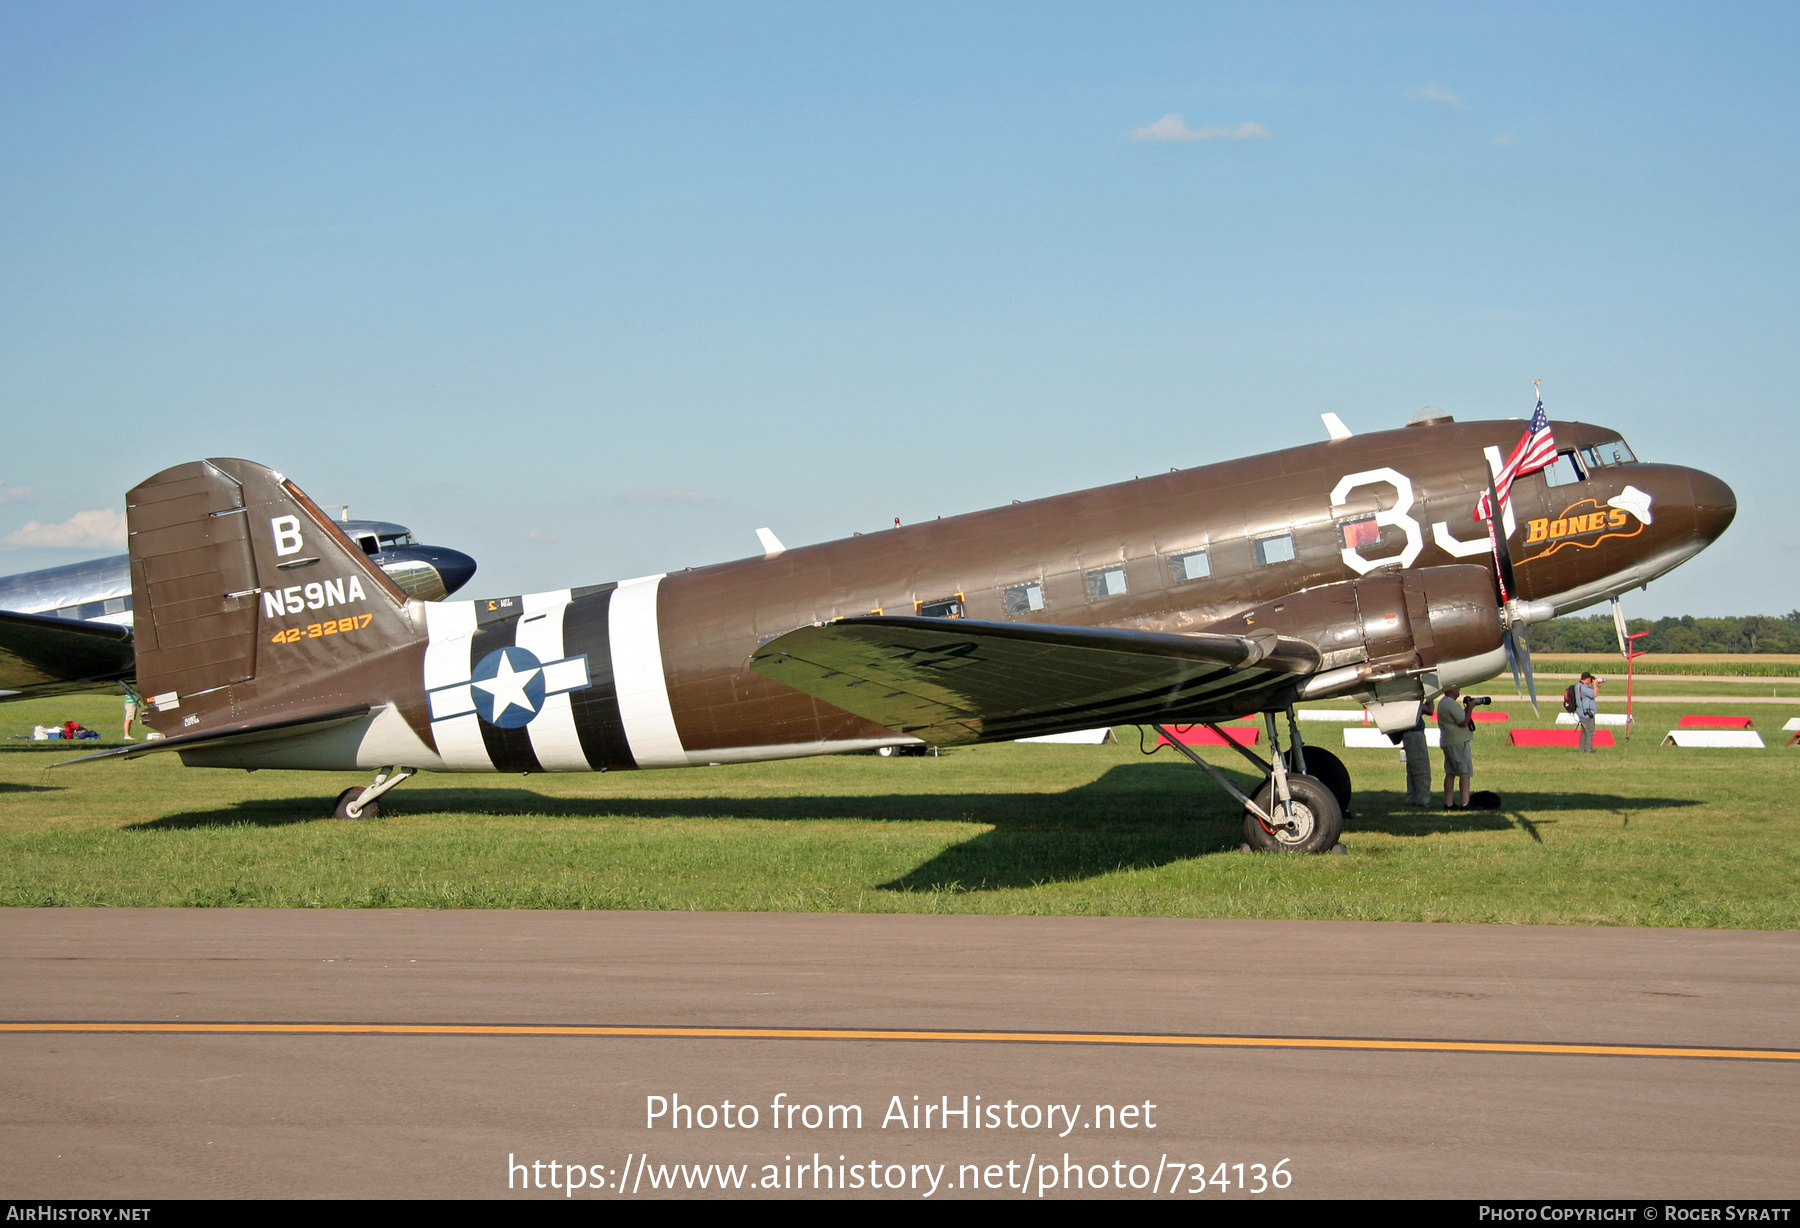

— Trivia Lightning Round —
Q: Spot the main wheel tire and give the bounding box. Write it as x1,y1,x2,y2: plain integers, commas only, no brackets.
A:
876,746,900,758
332,787,380,821
1242,773,1343,854
1282,746,1353,818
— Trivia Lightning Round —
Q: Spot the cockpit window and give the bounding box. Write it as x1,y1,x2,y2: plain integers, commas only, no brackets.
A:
1580,440,1636,468
377,533,417,549
1542,451,1586,488
355,535,380,555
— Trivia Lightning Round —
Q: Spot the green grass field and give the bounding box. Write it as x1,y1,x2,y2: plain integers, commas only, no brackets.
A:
3,691,1796,926
1534,653,1800,678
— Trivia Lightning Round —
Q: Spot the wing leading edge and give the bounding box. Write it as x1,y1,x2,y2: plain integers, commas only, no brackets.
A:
750,616,1320,745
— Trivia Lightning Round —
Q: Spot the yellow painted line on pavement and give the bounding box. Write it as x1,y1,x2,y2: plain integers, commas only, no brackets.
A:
1,1021,1796,1062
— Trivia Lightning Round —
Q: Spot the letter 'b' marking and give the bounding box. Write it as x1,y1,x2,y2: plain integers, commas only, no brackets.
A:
271,515,303,557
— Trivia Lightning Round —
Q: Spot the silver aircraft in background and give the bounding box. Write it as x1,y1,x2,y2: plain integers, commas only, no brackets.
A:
0,508,476,702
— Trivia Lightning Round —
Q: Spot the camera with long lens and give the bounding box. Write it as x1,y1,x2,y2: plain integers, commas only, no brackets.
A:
1463,695,1494,708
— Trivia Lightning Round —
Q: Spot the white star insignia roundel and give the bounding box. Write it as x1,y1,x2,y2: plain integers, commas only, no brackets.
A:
426,642,593,730
471,647,544,727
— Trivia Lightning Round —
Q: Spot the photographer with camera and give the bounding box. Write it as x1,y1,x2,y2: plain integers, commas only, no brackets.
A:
1574,671,1602,753
1435,685,1485,810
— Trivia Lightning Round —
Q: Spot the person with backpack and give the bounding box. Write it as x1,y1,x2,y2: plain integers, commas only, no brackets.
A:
1574,672,1601,753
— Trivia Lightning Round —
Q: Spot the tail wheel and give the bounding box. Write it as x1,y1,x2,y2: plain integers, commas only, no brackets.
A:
332,787,380,821
1282,746,1353,818
1243,774,1343,854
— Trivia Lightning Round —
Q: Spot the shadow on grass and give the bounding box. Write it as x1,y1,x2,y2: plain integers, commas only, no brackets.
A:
1346,791,1699,846
126,763,1707,892
0,781,62,793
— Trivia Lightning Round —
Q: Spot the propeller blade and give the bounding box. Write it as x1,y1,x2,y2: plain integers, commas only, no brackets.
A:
1484,471,1518,600
1504,628,1524,695
1516,626,1540,716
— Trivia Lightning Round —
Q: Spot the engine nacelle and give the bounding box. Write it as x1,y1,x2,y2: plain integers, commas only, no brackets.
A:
1203,564,1506,729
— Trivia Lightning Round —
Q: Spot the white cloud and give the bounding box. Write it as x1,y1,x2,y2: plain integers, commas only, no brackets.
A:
1409,84,1467,109
1126,115,1270,143
4,508,128,550
0,481,32,504
619,488,722,505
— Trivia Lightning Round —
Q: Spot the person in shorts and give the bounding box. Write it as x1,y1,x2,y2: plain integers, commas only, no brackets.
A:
122,693,139,741
1436,685,1476,809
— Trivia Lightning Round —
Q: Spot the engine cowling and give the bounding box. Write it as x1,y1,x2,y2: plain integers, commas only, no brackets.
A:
1202,564,1505,723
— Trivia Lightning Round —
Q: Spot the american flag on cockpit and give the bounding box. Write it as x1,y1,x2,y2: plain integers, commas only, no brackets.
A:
1474,394,1557,521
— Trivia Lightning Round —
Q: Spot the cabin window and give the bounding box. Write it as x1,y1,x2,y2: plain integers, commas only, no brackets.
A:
1255,534,1296,565
1167,549,1211,584
54,605,80,619
1339,516,1379,551
916,595,965,618
1581,440,1636,468
1542,451,1586,488
1085,566,1128,599
1001,581,1045,615
103,596,130,614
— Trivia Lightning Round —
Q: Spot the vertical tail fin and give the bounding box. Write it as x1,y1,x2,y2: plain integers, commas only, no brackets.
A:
128,458,424,735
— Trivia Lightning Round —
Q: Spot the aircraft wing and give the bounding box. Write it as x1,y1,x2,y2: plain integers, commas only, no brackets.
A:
751,616,1320,745
0,609,135,701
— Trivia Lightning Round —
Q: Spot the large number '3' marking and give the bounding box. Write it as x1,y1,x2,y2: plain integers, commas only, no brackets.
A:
1330,467,1423,574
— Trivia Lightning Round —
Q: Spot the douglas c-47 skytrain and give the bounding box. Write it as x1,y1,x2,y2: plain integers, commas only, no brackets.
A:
58,404,1734,853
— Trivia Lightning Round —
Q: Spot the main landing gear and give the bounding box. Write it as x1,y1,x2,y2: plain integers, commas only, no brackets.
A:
332,766,418,820
1151,709,1348,855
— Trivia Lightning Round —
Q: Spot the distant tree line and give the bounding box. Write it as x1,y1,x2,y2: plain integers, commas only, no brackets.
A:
1530,611,1800,654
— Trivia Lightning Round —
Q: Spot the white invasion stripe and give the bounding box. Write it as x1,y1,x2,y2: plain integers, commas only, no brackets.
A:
432,713,495,772
421,601,491,770
516,589,588,772
608,574,689,768
422,601,477,688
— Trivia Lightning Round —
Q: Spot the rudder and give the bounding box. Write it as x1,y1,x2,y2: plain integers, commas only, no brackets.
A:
128,458,424,736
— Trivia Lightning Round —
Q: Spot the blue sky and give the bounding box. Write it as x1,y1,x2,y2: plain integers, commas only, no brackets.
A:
2,2,1794,616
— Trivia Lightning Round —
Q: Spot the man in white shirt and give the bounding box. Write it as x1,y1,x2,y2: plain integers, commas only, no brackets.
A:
1436,686,1476,809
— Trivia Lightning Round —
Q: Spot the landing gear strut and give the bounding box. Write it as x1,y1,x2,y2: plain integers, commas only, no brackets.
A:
1152,709,1346,854
332,766,417,821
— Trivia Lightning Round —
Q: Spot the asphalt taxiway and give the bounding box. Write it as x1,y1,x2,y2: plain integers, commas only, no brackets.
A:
3,910,1795,1199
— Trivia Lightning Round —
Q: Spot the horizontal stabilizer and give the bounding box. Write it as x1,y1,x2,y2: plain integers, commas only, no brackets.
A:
751,616,1318,745
53,705,371,767
0,609,135,701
